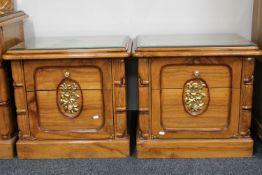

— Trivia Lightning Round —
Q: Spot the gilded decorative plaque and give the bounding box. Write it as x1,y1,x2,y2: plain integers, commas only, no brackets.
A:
57,72,83,118
183,70,210,116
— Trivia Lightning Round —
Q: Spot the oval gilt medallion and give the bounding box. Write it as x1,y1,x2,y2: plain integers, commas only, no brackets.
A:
183,78,209,116
57,72,83,118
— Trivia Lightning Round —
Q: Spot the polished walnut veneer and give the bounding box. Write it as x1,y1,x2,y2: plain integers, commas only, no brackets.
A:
252,0,262,140
3,36,132,159
0,11,27,159
133,34,262,158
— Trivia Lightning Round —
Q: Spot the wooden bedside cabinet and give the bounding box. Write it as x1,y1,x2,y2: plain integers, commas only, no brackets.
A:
3,36,132,159
0,11,27,159
133,34,262,158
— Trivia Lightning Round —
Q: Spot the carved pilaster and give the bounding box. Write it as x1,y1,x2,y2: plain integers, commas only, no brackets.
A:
11,61,31,140
138,59,150,139
239,57,255,137
112,59,127,138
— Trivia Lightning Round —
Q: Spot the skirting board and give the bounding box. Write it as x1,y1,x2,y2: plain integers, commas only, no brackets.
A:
0,136,17,159
17,139,129,159
137,138,253,159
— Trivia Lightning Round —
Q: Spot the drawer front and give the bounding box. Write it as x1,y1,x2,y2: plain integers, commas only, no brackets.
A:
24,60,114,140
151,57,241,90
34,67,103,90
160,65,231,89
150,57,242,139
24,59,112,91
161,88,231,129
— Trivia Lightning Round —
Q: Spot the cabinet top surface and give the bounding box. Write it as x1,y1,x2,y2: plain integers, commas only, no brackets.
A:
11,35,130,50
133,34,262,57
135,34,255,49
4,35,132,60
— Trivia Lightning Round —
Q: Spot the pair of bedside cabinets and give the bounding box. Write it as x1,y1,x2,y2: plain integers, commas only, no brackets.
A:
1,13,262,160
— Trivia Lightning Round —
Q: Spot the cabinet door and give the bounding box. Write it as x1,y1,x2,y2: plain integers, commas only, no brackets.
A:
24,59,114,140
150,57,242,139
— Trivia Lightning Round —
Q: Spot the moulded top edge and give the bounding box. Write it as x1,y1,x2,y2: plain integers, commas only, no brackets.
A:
134,34,258,50
9,35,131,51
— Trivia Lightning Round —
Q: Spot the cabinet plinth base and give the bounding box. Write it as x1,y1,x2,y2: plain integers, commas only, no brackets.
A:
0,136,17,159
17,139,129,159
137,138,253,159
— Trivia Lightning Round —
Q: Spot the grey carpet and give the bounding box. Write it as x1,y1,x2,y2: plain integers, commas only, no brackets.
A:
0,136,262,175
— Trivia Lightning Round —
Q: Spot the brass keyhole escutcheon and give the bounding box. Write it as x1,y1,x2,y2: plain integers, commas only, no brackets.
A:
193,70,200,77
64,71,70,78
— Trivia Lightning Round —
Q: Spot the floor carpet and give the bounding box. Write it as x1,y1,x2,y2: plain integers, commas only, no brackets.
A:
0,136,262,175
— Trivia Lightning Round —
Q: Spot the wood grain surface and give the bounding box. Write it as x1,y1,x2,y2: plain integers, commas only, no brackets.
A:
137,138,253,159
17,139,129,159
0,136,16,159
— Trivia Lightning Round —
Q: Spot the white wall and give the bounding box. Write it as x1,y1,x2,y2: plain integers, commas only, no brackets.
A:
16,0,254,40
